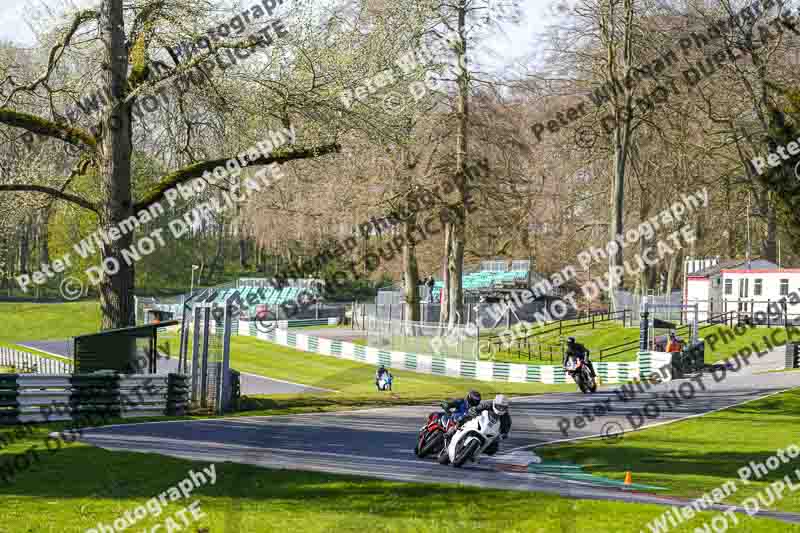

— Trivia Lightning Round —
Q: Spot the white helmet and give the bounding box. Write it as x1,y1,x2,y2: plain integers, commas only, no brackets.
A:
493,394,509,415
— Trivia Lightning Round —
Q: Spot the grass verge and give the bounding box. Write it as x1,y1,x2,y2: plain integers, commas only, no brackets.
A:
540,387,800,514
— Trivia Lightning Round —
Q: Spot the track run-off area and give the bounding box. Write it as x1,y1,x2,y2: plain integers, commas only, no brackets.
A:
77,367,800,526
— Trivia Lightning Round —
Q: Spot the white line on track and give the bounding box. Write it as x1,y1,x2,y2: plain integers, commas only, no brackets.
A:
15,344,72,361
238,371,339,393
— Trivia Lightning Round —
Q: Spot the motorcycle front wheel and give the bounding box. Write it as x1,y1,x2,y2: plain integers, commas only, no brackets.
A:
437,445,451,465
452,440,480,468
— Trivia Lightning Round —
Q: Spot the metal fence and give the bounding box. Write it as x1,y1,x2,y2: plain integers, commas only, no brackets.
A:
0,347,73,374
366,317,479,360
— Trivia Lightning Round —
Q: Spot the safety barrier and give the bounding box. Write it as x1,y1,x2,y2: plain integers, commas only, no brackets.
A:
279,317,339,328
236,320,670,385
0,347,73,374
0,373,189,425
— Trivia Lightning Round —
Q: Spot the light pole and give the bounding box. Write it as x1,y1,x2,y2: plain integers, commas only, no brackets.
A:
190,264,200,296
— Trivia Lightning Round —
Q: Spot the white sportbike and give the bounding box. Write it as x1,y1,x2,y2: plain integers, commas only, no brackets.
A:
439,409,502,468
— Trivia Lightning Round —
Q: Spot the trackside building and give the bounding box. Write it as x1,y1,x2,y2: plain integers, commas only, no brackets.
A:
685,258,800,322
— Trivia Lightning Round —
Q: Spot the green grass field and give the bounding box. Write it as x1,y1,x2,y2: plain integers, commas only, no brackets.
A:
541,388,800,514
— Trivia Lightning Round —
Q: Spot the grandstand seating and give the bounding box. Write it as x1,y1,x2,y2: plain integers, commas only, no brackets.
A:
429,269,528,301
201,285,312,308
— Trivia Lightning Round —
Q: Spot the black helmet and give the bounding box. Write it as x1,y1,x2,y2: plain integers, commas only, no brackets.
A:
465,390,481,408
567,337,576,344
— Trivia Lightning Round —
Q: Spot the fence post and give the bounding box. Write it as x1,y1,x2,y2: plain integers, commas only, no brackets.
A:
768,299,771,327
592,313,595,329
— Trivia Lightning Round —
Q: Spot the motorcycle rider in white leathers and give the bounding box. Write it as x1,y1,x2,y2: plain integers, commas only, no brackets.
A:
457,394,511,456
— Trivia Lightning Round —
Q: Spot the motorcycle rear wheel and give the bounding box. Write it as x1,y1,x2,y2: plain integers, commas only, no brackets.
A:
418,432,443,458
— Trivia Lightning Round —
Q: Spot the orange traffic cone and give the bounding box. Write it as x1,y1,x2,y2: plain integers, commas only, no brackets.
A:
624,471,633,485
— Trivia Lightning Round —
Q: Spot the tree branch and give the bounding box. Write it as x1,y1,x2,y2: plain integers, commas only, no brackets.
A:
0,108,96,148
134,142,341,211
0,184,98,212
0,9,98,107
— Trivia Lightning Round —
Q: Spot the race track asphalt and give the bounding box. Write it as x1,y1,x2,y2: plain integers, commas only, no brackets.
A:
77,367,800,525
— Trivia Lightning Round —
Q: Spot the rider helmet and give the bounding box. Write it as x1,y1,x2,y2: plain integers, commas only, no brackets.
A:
567,337,576,345
492,394,509,416
465,390,481,408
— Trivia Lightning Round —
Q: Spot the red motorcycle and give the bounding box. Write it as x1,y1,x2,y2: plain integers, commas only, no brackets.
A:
414,411,458,458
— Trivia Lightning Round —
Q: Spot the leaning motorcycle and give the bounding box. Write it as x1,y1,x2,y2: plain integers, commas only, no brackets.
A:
439,410,502,468
565,355,597,393
415,410,457,458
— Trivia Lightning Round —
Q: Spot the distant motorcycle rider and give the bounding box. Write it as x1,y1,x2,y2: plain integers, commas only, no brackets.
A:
375,365,391,387
459,394,511,456
563,336,596,378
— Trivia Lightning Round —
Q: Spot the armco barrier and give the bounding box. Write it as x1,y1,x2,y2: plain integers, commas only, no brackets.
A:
0,373,189,425
787,343,800,369
236,320,670,385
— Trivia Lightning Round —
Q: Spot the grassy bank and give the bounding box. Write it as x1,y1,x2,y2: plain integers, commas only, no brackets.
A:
540,387,800,513
226,336,573,411
0,301,101,343
488,321,793,366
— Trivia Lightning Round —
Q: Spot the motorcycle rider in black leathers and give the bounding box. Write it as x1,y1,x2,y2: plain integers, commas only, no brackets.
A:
563,337,596,378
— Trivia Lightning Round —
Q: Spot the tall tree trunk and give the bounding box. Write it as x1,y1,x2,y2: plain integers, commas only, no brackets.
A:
18,218,29,274
638,194,651,295
237,204,247,269
402,219,420,322
444,0,469,328
665,249,680,297
604,0,634,312
0,237,7,290
439,225,451,326
209,219,226,281
98,0,134,329
38,208,50,266
761,192,777,263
